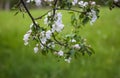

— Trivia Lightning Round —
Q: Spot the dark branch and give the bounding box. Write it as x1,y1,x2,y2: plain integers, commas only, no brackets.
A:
20,0,39,29
15,0,21,8
52,33,65,46
51,0,66,46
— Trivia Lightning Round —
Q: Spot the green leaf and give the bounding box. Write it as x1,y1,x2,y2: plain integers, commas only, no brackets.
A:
69,49,75,56
14,11,19,16
67,1,72,9
41,49,48,56
82,17,90,25
74,52,81,59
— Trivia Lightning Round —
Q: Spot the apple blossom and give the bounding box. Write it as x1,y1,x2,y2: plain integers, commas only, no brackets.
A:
23,29,32,45
65,57,72,63
89,9,97,25
73,44,81,49
57,50,64,56
78,1,88,7
71,39,76,43
34,44,39,53
46,30,52,39
72,0,78,6
35,0,41,6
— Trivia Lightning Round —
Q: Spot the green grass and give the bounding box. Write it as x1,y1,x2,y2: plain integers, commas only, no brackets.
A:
0,8,120,78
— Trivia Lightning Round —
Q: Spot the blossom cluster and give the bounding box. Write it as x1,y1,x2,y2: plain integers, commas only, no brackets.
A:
72,0,98,25
23,24,33,45
88,9,97,25
44,12,64,32
22,0,99,63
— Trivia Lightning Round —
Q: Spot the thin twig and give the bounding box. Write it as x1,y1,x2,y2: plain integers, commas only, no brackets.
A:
56,8,82,13
35,5,82,20
53,0,58,16
52,33,65,46
15,0,21,8
38,37,58,52
35,9,53,20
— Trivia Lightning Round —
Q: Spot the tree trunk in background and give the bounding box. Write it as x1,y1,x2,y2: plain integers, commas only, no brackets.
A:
0,0,4,10
4,0,10,10
0,0,10,10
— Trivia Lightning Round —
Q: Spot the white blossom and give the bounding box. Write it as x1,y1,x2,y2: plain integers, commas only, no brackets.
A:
73,44,81,49
44,0,53,2
41,37,47,44
40,31,47,44
34,44,39,53
48,12,51,16
45,12,64,32
65,57,72,63
26,0,30,3
52,23,64,32
23,22,34,46
72,0,78,6
44,16,48,25
28,28,32,33
52,12,64,32
46,30,52,39
78,1,88,7
91,1,96,6
23,34,29,45
26,0,41,6
71,39,76,43
40,30,52,44
56,13,62,23
48,0,53,2
35,0,41,6
40,31,45,37
114,0,119,3
89,9,97,25
26,0,34,3
78,1,84,6
30,23,33,28
23,29,32,46
44,12,52,25
58,50,64,56
84,2,88,6
34,47,39,53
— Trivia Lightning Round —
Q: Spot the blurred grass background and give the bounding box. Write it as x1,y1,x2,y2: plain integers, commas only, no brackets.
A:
0,8,120,78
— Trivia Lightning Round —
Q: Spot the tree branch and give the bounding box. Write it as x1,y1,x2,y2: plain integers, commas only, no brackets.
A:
34,9,53,20
56,8,82,13
20,0,39,29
